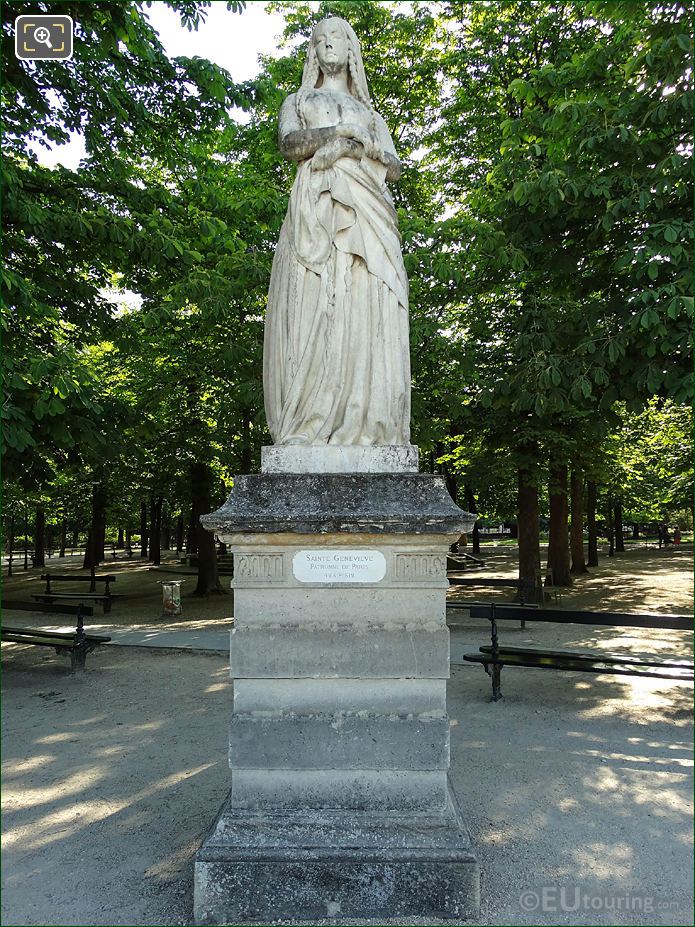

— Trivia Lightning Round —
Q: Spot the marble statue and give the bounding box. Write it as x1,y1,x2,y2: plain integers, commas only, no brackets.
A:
196,24,479,919
263,16,411,447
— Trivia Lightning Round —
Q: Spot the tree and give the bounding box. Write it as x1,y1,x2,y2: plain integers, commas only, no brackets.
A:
427,1,692,585
2,0,246,477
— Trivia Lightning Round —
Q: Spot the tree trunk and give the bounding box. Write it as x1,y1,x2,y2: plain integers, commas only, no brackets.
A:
32,508,46,568
83,482,107,569
148,495,158,562
95,485,106,563
607,498,615,557
464,484,480,555
24,513,29,569
140,499,149,559
518,466,543,602
545,464,572,586
59,520,67,558
587,480,599,567
471,521,480,555
161,511,171,550
176,515,184,553
150,495,163,566
117,527,124,548
71,524,79,548
125,529,132,556
569,469,588,574
191,461,222,595
186,505,197,555
444,468,458,505
7,516,14,577
83,531,93,570
632,523,640,539
614,498,625,552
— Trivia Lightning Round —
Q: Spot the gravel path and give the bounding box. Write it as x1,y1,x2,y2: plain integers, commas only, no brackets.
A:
2,641,692,926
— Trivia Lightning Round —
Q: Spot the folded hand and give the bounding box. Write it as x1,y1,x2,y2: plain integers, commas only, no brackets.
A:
312,137,363,170
335,123,380,160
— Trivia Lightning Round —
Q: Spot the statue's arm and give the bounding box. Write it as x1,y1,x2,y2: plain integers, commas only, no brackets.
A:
374,113,402,182
278,94,341,162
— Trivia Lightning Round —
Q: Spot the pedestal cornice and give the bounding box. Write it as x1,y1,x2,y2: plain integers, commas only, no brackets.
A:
201,472,475,536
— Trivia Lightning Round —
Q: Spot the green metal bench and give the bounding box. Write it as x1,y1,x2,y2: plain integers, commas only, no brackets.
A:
2,609,111,672
33,572,119,614
451,603,693,701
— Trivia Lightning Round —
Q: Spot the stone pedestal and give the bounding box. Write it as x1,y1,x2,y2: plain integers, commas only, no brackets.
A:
194,466,480,924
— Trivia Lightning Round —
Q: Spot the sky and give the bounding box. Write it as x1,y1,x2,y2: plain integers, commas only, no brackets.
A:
32,0,316,169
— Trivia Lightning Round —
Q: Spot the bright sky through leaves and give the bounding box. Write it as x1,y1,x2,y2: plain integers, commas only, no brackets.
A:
31,0,310,169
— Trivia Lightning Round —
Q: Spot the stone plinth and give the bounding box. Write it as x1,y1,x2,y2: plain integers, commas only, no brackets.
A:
194,469,480,925
261,444,419,473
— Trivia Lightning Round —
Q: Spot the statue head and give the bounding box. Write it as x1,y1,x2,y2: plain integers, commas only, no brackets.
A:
298,17,372,109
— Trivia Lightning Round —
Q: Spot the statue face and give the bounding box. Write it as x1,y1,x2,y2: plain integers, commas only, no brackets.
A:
313,19,349,73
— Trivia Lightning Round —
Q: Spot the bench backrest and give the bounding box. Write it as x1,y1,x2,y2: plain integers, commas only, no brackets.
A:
455,603,692,632
41,574,116,583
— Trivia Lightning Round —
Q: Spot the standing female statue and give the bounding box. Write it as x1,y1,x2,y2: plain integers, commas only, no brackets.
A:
263,17,411,447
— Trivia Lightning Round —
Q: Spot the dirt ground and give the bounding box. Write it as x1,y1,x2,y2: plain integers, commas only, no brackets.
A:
1,543,693,926
2,552,232,629
2,645,692,927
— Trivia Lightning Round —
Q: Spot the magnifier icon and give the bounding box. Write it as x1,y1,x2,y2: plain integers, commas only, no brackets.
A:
33,25,53,49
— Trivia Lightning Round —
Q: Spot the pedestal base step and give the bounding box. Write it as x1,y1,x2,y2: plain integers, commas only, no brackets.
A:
194,786,480,925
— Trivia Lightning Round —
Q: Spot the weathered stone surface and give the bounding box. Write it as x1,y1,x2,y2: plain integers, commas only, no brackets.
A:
201,472,475,537
229,624,450,678
228,769,449,812
233,678,446,714
229,712,450,770
220,530,456,549
231,544,449,589
232,586,445,625
263,16,411,449
261,444,419,474
194,785,480,924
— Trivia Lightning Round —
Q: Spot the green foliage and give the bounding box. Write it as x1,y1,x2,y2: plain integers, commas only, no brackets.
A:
425,0,692,500
2,0,690,544
1,0,245,481
605,400,693,523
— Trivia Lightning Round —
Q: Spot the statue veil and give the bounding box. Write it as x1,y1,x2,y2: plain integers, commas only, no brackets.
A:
295,18,374,128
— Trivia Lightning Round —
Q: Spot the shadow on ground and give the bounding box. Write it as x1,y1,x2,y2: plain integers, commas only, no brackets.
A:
2,643,693,926
1,646,231,926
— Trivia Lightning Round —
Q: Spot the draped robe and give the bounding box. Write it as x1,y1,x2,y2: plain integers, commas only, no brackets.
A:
263,89,411,446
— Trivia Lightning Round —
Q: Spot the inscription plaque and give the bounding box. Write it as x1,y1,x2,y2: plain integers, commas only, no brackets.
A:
293,550,386,584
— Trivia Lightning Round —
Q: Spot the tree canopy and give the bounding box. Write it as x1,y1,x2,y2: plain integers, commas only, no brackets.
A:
2,0,692,591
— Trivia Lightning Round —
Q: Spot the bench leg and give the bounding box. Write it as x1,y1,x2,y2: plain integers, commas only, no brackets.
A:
491,663,503,701
70,644,87,672
483,662,503,701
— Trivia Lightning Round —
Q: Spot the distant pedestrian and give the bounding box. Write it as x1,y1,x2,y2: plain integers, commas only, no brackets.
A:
674,528,682,545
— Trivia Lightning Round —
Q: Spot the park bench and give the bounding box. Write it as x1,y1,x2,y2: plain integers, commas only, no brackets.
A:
1,609,111,671
447,577,540,627
2,600,94,616
451,602,693,701
33,573,118,614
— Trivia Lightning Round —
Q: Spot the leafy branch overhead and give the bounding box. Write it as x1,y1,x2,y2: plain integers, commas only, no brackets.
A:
2,1,691,581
